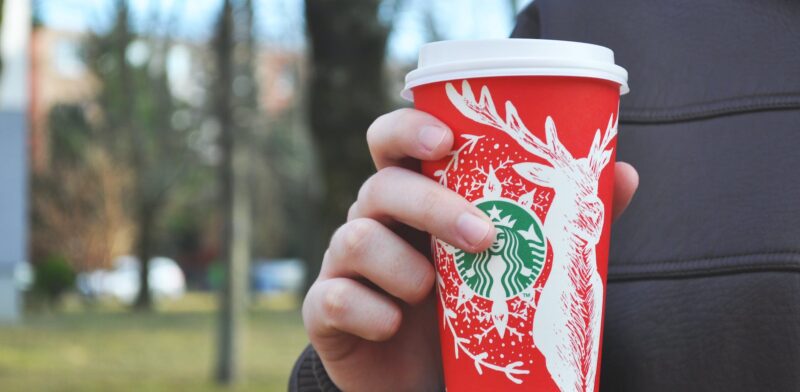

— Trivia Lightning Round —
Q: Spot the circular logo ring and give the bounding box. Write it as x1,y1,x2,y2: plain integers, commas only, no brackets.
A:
455,198,547,300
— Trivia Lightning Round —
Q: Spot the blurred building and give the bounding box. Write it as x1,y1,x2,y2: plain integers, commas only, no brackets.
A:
256,48,303,116
0,0,30,323
29,27,97,173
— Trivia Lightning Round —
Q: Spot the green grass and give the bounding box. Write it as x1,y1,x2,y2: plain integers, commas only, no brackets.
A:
0,293,307,392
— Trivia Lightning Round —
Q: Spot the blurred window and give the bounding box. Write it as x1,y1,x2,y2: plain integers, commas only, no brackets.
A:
54,39,85,78
275,68,294,100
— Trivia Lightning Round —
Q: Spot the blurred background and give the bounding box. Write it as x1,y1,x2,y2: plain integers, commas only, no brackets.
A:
0,0,525,390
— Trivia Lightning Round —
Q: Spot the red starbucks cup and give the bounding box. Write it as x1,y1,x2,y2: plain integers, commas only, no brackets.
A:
402,39,629,392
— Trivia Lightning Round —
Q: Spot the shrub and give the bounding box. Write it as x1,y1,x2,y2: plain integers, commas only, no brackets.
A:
33,255,76,303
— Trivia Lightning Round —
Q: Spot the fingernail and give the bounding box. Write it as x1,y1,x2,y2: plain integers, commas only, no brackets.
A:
418,125,447,153
456,213,494,248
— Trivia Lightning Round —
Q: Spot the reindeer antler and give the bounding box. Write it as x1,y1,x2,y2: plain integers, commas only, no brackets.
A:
445,81,570,165
587,114,617,176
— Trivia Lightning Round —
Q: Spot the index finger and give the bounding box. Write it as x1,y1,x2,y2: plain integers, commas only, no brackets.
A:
367,108,454,170
351,167,496,253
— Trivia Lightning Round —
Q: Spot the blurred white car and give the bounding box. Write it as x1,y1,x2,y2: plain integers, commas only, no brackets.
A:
77,256,186,304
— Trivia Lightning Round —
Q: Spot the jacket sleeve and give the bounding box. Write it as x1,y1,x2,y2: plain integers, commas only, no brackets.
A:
288,345,341,392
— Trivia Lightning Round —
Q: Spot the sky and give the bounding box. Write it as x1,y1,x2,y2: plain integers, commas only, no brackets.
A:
1,0,31,110
38,0,526,61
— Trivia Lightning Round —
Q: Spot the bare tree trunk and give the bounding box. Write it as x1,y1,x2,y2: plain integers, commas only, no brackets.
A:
132,0,187,312
214,0,250,384
304,0,393,291
216,128,251,384
111,0,153,311
133,204,154,309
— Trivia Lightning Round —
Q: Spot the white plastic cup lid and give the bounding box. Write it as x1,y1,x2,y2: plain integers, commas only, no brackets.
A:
402,39,629,101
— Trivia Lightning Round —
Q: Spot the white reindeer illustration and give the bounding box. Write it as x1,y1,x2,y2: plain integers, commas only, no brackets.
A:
446,80,616,392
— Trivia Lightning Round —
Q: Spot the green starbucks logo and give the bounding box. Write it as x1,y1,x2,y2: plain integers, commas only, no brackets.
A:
455,199,546,299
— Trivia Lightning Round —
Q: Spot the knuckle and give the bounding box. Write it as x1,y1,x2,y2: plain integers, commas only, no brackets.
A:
302,281,326,329
376,166,406,186
366,109,407,147
379,165,406,177
321,281,351,325
318,249,334,277
393,108,418,126
365,115,385,149
346,202,359,221
357,172,379,205
357,168,399,205
301,284,316,325
331,219,375,260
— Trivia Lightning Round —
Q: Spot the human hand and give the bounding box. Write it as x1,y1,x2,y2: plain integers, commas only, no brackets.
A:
302,109,638,392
